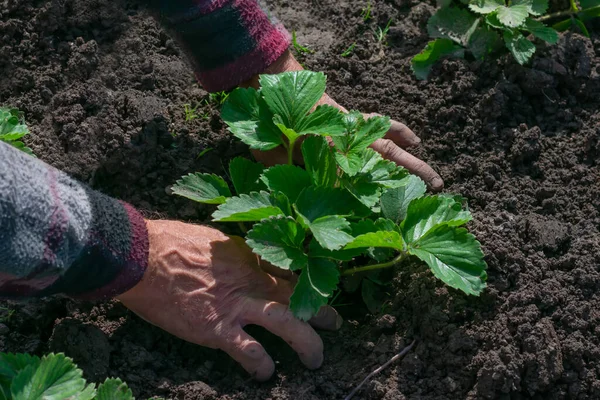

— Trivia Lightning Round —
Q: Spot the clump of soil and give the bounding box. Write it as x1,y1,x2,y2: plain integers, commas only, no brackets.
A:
1,0,599,399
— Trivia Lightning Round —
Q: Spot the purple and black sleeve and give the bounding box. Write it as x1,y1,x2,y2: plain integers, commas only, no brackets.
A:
0,141,148,299
145,0,291,92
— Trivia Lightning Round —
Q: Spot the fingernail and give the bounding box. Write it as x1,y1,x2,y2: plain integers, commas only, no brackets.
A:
335,314,343,330
412,136,421,145
429,177,444,191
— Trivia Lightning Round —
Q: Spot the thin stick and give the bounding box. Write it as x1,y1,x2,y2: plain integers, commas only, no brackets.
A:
344,340,416,400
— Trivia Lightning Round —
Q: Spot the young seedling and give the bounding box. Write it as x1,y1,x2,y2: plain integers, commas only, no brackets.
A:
341,43,357,57
0,352,133,399
292,31,314,55
209,91,230,106
172,71,487,320
361,0,373,22
411,0,563,79
373,18,393,44
0,108,34,156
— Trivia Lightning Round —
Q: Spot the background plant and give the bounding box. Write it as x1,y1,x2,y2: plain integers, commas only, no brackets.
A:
0,108,34,156
0,352,133,399
411,0,599,79
172,71,487,320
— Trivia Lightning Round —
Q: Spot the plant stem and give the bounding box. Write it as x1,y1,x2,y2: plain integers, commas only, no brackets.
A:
537,9,574,21
341,253,406,276
287,138,297,165
237,222,248,233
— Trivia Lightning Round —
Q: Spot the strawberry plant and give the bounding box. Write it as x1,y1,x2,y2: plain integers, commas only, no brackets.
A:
412,0,561,79
0,352,133,399
172,71,487,320
0,108,34,156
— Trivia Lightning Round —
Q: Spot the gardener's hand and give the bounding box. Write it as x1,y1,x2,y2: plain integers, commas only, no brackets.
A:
117,220,341,381
243,50,444,192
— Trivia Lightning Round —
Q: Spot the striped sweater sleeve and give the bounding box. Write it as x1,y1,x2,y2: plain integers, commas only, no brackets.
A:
146,0,291,92
0,141,148,300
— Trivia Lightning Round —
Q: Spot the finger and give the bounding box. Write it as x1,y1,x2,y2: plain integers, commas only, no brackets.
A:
261,275,342,331
371,138,444,191
364,112,421,148
310,305,343,331
244,300,324,369
251,148,287,166
220,328,275,381
259,261,297,282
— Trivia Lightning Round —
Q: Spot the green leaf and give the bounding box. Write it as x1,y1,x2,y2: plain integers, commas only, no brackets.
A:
229,157,267,195
0,354,40,398
468,27,502,59
513,0,548,16
344,230,404,251
260,165,311,203
260,71,326,129
552,18,572,31
401,195,472,244
468,0,504,14
503,30,536,65
485,12,505,29
523,18,559,43
295,186,364,222
427,7,480,45
408,224,487,296
342,178,381,208
270,191,293,217
246,216,308,270
221,87,283,150
172,173,232,204
11,353,95,400
309,215,354,251
497,4,529,28
289,270,328,321
294,105,346,136
411,39,465,80
341,150,408,208
96,378,133,400
212,191,284,222
306,258,340,297
302,136,338,187
308,239,364,261
573,17,590,37
380,175,427,223
0,108,34,157
581,0,600,8
333,114,391,176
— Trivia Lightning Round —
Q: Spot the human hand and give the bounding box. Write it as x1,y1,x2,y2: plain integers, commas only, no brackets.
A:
242,50,444,191
117,220,341,381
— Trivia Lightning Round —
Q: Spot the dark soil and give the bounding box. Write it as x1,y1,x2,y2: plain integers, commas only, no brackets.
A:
1,0,599,399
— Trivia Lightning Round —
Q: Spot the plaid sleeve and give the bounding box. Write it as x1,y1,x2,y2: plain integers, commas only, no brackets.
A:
147,0,291,92
0,141,148,300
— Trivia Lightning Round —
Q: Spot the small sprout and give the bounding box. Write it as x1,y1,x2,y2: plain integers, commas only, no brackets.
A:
0,107,35,156
361,0,373,21
172,71,487,321
292,31,314,55
341,42,357,57
197,147,214,159
184,103,200,121
209,91,230,105
373,18,393,44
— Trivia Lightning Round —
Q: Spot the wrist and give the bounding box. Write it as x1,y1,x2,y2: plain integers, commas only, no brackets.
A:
240,50,304,89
